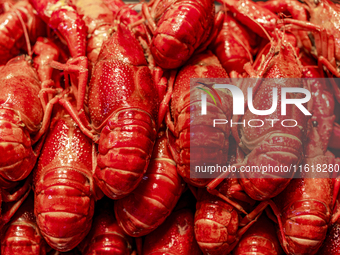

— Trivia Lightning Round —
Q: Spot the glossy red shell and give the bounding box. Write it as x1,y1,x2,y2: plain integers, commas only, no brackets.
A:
194,189,239,255
89,24,158,131
79,200,133,255
34,108,95,252
114,132,184,237
168,51,231,187
274,178,333,254
89,24,158,199
150,0,215,69
1,194,47,255
0,56,43,184
143,208,202,255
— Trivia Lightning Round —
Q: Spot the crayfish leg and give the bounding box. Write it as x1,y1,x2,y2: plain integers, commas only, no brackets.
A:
0,178,31,228
158,70,176,129
50,56,88,113
319,56,340,77
241,200,289,254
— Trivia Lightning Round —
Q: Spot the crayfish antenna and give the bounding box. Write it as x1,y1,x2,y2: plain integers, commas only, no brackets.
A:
141,3,156,34
15,9,32,58
246,14,273,44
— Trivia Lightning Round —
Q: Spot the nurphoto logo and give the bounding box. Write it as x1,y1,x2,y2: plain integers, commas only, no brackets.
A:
199,83,311,116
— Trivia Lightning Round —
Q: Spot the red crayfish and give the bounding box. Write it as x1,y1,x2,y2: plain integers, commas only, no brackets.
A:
141,0,222,69
88,24,160,199
166,50,232,187
114,130,184,237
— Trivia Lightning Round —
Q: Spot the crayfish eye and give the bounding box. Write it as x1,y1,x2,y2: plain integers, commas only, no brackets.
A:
312,120,318,127
108,27,116,36
314,0,319,4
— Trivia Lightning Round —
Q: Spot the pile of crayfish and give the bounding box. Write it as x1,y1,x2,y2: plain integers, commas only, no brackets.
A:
2,0,340,254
